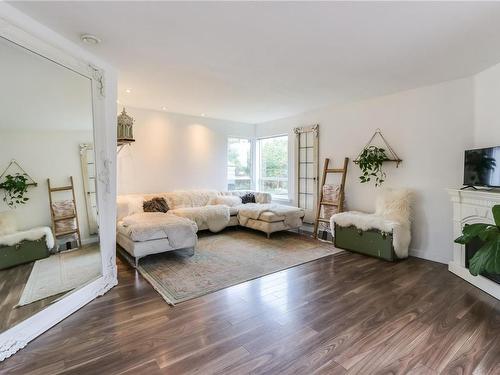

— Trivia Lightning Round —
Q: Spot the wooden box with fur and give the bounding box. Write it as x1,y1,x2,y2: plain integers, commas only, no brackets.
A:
330,188,413,260
334,224,395,261
0,237,50,270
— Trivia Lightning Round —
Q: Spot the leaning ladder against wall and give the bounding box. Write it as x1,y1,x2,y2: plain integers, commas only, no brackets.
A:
294,124,319,224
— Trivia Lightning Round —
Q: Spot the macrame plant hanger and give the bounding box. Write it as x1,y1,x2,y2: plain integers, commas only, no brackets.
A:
354,128,402,167
0,159,38,186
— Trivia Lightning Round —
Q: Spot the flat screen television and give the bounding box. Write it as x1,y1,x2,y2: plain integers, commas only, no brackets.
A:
464,146,500,188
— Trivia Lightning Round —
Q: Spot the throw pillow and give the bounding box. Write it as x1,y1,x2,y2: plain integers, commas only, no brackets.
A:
241,193,256,204
0,211,16,236
143,197,169,213
207,196,242,207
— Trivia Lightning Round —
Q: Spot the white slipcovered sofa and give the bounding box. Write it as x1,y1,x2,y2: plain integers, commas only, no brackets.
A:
116,190,305,266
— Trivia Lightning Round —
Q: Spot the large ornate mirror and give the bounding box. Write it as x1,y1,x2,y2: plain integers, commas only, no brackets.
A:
0,18,116,360
0,35,101,330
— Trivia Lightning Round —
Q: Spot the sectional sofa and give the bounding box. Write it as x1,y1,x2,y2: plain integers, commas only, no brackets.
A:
116,190,305,266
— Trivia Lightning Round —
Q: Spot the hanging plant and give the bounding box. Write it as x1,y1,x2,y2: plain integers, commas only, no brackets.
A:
0,173,31,208
455,205,500,276
355,146,388,186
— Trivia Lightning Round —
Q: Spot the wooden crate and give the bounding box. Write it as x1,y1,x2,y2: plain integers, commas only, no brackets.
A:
0,237,50,270
334,224,395,261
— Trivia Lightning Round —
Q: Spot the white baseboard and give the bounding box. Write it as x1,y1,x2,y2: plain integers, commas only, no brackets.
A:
409,248,449,265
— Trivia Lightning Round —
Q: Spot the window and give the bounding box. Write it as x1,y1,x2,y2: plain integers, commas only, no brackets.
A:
227,137,252,190
257,135,289,199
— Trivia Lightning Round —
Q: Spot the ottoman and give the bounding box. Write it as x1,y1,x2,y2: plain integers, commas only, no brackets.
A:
237,203,305,238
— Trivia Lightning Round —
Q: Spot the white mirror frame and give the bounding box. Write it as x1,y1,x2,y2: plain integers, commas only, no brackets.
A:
0,17,117,361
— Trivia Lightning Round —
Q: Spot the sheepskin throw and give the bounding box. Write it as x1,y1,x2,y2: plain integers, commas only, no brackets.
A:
0,226,54,250
241,193,256,204
170,205,230,233
208,196,242,207
143,197,169,213
330,188,413,259
0,211,16,236
164,190,219,209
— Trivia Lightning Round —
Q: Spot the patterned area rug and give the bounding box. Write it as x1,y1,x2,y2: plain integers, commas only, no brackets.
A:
131,229,342,305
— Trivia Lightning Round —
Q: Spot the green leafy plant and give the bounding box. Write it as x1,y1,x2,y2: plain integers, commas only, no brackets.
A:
0,173,31,208
455,205,500,276
355,146,388,186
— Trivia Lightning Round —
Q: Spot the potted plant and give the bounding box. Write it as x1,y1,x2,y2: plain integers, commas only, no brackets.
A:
0,173,31,208
355,146,388,187
455,205,500,276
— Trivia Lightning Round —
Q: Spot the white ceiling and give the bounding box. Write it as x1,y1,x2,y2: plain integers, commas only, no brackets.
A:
10,1,500,124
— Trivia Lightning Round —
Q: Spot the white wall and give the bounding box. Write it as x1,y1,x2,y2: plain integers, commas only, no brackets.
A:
256,78,475,264
0,130,93,241
117,108,254,194
474,62,500,148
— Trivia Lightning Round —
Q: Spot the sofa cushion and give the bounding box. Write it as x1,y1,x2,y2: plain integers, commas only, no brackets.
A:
235,205,285,222
258,211,287,223
117,195,145,221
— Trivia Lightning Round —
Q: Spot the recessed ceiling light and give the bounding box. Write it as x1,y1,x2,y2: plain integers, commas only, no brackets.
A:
201,113,206,117
162,106,167,111
125,89,131,94
80,34,101,45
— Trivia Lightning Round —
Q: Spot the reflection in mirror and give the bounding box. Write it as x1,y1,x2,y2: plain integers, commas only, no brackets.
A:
0,36,101,333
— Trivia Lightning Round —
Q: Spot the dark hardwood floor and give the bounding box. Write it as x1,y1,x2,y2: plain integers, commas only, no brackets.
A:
0,245,101,333
1,247,500,374
0,262,61,332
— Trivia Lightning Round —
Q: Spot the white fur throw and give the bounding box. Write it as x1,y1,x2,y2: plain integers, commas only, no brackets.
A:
208,196,242,207
375,188,412,224
330,188,413,259
0,226,54,250
238,203,305,228
0,211,17,236
170,205,230,233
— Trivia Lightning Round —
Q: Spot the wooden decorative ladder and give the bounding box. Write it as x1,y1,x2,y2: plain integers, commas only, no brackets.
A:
312,157,349,239
47,176,82,248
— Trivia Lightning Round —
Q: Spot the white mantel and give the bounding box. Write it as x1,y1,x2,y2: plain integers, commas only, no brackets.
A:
447,188,500,300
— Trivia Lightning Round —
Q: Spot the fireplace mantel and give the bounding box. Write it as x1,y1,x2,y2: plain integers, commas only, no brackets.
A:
447,188,500,300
